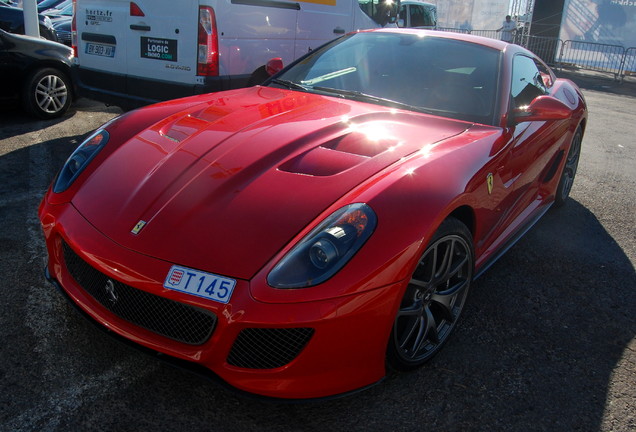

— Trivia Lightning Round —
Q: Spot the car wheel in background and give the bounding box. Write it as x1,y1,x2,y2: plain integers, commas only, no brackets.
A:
554,126,583,207
22,67,71,119
387,217,474,371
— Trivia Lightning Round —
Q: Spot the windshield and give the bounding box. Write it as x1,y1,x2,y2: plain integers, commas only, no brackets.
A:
272,32,501,125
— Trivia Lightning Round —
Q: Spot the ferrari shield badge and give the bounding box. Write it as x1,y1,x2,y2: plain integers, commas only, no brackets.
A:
131,220,147,235
487,173,494,195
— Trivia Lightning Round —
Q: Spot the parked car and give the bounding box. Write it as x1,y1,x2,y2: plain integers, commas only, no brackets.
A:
50,16,69,45
41,0,71,16
0,3,57,41
40,29,587,399
42,0,71,46
0,28,73,118
38,0,68,13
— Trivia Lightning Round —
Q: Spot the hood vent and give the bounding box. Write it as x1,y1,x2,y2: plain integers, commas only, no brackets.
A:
158,114,214,144
279,131,398,176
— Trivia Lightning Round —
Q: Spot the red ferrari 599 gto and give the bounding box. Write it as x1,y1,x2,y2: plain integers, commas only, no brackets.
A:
39,29,587,399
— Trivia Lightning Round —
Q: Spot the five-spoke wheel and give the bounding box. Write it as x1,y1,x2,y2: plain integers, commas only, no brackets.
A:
387,218,474,370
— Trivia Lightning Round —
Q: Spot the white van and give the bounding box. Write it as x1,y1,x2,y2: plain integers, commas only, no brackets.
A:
397,0,436,29
70,0,400,109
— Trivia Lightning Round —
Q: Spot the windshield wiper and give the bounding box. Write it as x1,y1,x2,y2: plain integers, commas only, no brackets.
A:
270,79,312,92
313,86,385,102
311,86,436,114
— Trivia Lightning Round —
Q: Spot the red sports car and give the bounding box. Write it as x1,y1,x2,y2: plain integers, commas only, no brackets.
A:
39,29,587,399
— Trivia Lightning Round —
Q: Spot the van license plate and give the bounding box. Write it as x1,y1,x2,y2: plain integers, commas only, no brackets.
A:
86,43,115,57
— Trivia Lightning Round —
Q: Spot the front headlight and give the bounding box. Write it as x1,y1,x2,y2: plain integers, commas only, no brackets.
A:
267,203,377,289
53,129,109,193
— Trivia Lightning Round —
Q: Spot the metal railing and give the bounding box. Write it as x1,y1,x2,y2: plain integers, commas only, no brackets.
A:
435,27,635,82
523,35,563,66
559,40,625,80
622,48,636,79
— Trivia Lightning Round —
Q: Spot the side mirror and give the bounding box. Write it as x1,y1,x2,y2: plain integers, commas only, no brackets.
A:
540,71,553,88
512,95,572,124
266,58,284,76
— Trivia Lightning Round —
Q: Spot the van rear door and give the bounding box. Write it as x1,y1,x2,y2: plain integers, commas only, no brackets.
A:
76,0,199,104
75,0,129,97
124,0,199,100
295,0,354,57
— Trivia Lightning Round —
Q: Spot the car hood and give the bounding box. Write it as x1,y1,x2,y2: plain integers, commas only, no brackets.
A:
72,87,470,280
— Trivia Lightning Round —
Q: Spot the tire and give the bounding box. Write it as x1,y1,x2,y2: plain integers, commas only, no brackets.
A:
22,67,72,119
387,218,474,371
554,126,582,207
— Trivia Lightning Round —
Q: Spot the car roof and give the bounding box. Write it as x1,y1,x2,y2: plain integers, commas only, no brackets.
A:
366,28,507,49
400,0,436,6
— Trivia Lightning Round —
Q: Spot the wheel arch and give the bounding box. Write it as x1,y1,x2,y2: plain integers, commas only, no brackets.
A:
22,62,75,99
445,205,476,239
578,117,587,136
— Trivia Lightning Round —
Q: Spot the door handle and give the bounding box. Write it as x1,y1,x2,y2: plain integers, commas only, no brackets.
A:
333,27,345,34
130,24,151,31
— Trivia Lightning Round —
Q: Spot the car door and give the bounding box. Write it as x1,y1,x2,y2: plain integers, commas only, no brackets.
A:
0,31,13,100
498,54,570,223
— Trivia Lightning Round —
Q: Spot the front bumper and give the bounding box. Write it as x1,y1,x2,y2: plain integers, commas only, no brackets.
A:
39,200,402,399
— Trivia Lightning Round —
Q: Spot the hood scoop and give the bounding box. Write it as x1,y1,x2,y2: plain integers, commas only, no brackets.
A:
279,126,401,176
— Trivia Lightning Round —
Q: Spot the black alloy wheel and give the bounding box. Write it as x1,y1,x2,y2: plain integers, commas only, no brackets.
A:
554,126,583,207
387,218,473,371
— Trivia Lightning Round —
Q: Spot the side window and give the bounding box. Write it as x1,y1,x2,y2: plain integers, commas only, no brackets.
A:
511,55,547,108
410,6,425,27
358,0,397,26
424,6,436,27
412,5,435,27
398,4,407,27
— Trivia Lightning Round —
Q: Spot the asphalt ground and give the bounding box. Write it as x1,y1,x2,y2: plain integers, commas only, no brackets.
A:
0,73,634,431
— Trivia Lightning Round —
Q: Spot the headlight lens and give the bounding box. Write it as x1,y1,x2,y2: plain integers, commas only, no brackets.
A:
53,129,109,193
267,203,377,289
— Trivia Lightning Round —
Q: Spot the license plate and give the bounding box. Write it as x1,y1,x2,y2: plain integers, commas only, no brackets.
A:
164,265,235,304
85,43,115,57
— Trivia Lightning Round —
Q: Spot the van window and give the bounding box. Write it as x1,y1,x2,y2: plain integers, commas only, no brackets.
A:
410,5,435,27
358,0,396,26
398,4,437,28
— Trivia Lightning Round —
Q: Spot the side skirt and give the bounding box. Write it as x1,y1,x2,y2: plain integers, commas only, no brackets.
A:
474,200,553,280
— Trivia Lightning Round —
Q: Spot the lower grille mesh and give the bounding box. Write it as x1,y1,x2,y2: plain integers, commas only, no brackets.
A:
62,242,216,345
227,327,315,369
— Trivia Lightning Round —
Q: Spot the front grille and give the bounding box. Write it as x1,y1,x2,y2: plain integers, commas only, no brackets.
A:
227,327,314,369
62,242,216,345
55,30,71,46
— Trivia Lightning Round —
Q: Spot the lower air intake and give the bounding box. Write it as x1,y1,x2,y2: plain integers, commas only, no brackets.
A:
227,327,314,369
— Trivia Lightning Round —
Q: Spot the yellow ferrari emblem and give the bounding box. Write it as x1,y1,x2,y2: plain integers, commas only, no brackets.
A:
131,220,147,235
487,173,494,195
